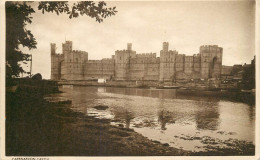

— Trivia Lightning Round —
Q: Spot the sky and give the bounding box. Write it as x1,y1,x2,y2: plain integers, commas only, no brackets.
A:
20,1,255,79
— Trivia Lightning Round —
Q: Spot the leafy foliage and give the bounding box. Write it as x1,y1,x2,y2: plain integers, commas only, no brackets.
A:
6,1,117,79
38,1,117,22
6,2,36,78
242,57,255,89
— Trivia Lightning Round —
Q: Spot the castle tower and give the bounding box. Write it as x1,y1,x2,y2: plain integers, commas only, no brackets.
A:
51,43,56,55
127,43,132,51
50,43,61,80
159,42,177,81
62,41,72,54
115,43,136,80
200,45,223,79
61,41,73,80
163,42,169,52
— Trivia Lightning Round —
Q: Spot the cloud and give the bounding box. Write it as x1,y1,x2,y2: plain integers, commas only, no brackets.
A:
19,1,255,79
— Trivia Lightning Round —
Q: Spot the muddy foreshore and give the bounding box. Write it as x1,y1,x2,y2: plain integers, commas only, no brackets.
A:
6,89,255,156
6,90,190,156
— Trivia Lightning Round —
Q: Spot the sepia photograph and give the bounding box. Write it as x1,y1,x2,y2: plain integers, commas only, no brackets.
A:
1,0,258,159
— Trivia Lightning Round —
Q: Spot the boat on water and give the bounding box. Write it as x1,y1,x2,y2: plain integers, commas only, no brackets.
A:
157,86,181,89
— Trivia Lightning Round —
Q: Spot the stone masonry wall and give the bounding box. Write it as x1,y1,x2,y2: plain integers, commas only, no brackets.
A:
51,54,63,80
51,41,223,82
128,54,159,81
84,59,115,80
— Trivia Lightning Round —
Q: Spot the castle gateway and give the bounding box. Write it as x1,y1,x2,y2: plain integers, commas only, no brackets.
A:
51,41,223,81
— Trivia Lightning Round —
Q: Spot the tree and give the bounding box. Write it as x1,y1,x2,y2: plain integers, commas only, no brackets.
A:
242,56,255,89
6,1,117,80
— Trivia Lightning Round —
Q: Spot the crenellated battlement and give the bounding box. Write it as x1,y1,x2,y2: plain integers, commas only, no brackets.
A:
185,56,193,62
72,50,88,54
136,53,156,58
87,60,102,63
193,53,201,57
200,45,223,53
50,43,56,55
115,50,132,53
102,58,115,63
163,42,169,51
54,53,63,57
169,50,178,53
51,41,223,81
163,50,178,55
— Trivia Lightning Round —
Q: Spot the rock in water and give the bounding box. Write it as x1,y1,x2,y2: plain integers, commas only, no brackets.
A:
93,105,109,110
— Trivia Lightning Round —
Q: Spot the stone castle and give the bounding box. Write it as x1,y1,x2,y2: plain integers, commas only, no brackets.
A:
51,41,223,81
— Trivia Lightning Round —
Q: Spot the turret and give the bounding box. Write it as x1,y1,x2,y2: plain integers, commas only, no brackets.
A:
163,42,169,52
62,41,72,54
199,45,223,79
50,43,56,55
199,45,223,54
127,43,132,51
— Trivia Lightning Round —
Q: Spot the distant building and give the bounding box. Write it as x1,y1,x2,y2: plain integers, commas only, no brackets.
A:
51,41,223,81
220,56,255,89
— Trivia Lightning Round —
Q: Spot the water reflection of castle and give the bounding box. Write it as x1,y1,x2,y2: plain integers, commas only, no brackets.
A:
99,87,221,131
194,101,220,130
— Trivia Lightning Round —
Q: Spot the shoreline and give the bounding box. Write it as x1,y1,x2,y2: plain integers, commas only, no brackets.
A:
57,79,255,92
6,90,190,156
58,82,255,106
5,83,255,156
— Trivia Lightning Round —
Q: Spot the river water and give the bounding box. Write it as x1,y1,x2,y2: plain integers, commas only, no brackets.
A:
51,86,255,152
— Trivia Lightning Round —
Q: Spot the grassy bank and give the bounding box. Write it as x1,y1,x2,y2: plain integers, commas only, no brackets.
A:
6,90,189,156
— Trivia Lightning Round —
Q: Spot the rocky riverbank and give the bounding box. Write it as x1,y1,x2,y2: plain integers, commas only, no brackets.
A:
6,90,190,156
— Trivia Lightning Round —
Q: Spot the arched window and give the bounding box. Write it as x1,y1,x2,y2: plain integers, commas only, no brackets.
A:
212,57,217,69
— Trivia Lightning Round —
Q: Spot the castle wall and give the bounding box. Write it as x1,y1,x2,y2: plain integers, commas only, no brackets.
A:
184,56,193,74
128,58,145,80
84,60,103,79
60,60,65,80
175,54,185,80
115,48,136,80
51,41,223,82
51,54,63,80
62,41,88,80
193,54,201,73
84,59,115,80
144,58,160,80
69,51,88,80
200,45,223,79
159,50,177,81
128,54,159,81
